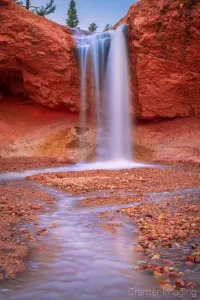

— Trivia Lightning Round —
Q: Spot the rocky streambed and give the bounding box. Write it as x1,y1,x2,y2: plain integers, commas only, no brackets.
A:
0,164,199,299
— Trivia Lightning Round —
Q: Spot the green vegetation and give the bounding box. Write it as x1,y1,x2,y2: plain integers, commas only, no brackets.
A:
66,0,79,28
14,0,56,16
15,0,110,32
15,0,24,5
104,24,112,31
88,23,98,32
15,0,32,10
24,0,31,10
34,0,56,16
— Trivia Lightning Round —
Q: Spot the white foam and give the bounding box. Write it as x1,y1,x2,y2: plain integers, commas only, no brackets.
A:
0,161,152,181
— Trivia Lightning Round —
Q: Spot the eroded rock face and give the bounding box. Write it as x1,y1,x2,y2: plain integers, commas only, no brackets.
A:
124,0,200,119
135,117,200,164
0,0,80,111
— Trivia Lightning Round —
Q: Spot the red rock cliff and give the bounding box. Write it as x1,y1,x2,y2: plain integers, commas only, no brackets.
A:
125,0,200,119
1,0,200,120
0,0,80,111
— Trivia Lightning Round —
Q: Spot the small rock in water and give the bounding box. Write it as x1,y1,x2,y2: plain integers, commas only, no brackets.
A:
161,283,174,291
151,254,161,260
38,246,46,251
37,228,48,235
136,245,145,253
173,242,181,249
50,221,59,228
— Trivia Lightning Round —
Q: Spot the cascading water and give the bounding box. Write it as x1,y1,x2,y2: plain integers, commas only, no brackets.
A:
75,25,132,163
78,43,89,160
106,27,132,161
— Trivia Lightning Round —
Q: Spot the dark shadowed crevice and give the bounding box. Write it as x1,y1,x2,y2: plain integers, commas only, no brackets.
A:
0,70,29,100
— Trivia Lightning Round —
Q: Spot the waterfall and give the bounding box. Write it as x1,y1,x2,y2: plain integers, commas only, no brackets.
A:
75,25,132,162
78,43,89,160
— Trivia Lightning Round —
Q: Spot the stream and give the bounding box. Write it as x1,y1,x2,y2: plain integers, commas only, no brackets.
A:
0,165,199,300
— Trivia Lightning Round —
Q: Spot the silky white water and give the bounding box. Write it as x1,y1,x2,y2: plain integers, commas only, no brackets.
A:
106,27,132,161
75,25,132,162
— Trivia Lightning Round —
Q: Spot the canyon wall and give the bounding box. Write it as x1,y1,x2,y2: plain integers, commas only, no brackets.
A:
125,0,200,119
1,0,199,119
0,0,80,111
0,0,200,164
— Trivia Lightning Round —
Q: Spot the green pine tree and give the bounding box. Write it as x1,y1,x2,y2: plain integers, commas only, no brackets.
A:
88,23,98,32
25,0,31,10
15,0,23,6
14,0,56,16
66,0,79,28
104,24,112,32
15,0,33,10
35,0,56,16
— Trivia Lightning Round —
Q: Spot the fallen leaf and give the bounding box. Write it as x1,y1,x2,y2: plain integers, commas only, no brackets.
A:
161,283,174,291
154,271,163,276
38,246,46,251
37,228,48,235
187,256,195,263
175,279,186,288
187,282,196,288
164,259,174,265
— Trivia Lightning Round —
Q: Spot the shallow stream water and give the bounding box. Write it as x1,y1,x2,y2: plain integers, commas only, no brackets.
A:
0,164,199,300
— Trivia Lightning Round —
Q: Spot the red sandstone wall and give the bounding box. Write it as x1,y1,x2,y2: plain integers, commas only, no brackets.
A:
0,0,80,111
125,0,200,119
1,0,200,120
114,0,200,119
